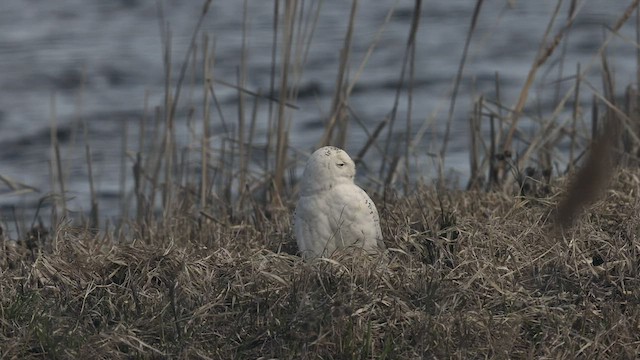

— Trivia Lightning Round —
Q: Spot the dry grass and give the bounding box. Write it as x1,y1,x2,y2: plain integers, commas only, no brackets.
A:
1,167,639,359
3,1,640,358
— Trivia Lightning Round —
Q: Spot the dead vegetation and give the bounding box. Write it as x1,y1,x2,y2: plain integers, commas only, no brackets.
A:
3,0,640,358
0,167,639,358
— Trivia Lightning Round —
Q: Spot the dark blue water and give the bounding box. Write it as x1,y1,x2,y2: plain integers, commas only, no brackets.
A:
0,0,636,222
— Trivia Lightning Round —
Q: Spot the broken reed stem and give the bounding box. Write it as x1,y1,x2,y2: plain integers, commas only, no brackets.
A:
488,114,497,189
71,66,99,230
266,0,279,180
237,0,249,210
404,0,421,193
82,117,98,230
552,0,577,105
591,94,599,141
167,0,212,128
213,79,298,110
379,0,422,183
321,0,358,148
50,92,67,221
162,28,174,215
468,96,482,190
601,50,615,117
586,79,640,146
355,115,389,165
134,93,149,226
273,0,297,207
569,62,581,171
247,92,260,189
201,34,211,210
148,107,163,219
120,118,129,222
440,0,484,166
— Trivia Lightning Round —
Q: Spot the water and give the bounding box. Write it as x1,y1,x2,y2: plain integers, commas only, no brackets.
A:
0,0,637,223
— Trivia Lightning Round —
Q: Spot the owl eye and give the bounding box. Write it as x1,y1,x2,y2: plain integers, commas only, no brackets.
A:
337,163,345,168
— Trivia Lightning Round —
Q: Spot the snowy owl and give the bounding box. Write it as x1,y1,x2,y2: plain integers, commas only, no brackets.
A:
294,146,384,259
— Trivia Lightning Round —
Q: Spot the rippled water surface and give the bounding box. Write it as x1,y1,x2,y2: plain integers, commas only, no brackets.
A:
0,0,636,220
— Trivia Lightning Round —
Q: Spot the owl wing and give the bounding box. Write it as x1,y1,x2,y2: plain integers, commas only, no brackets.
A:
294,194,336,258
329,184,384,253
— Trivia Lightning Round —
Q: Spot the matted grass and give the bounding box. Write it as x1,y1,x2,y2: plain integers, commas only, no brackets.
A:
1,167,639,359
3,2,640,357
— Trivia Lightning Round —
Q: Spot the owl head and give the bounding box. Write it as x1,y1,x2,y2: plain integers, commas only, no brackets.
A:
300,146,356,195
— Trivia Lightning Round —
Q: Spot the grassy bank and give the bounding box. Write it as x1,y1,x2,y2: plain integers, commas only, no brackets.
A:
2,0,640,358
1,167,639,358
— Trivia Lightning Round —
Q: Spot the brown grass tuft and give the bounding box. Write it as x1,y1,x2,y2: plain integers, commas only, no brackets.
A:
2,168,640,358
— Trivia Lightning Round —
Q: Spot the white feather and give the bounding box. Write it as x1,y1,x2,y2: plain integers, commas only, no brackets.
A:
294,146,384,259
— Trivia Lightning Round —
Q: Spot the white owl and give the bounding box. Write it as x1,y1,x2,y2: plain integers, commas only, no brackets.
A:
294,146,384,259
